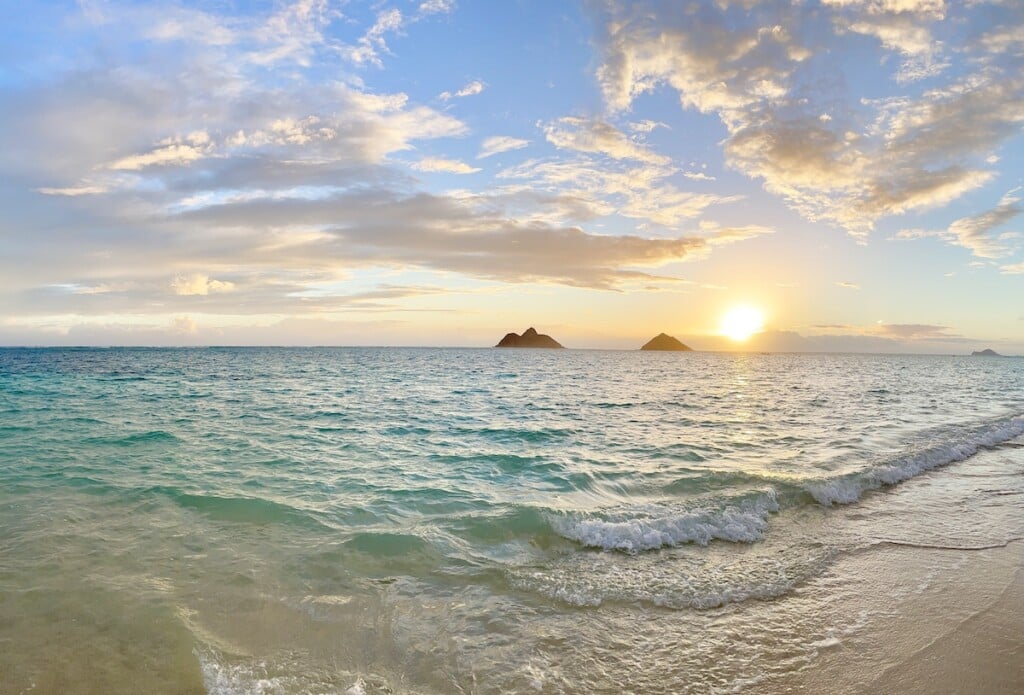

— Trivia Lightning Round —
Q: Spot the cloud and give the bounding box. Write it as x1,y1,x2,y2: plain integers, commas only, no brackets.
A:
498,157,737,228
439,80,485,101
836,281,860,289
247,0,345,67
410,157,481,174
544,117,670,165
36,185,108,196
418,0,455,17
166,188,714,289
339,8,404,67
825,0,949,82
1000,262,1024,274
873,323,959,339
892,188,1022,258
171,315,198,334
589,0,1024,237
171,274,236,296
628,120,668,134
478,136,529,159
109,133,213,170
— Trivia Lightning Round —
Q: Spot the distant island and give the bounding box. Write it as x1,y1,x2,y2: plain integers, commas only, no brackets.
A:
495,327,563,348
640,333,692,351
971,348,1003,357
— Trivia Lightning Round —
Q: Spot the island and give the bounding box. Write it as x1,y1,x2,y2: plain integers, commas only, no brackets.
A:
495,327,563,348
640,333,692,351
971,348,1003,357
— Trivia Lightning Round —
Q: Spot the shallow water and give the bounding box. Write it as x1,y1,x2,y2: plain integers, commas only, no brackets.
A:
0,348,1022,693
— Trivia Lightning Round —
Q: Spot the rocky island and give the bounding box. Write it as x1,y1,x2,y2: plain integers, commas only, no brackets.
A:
495,327,563,348
640,333,692,351
971,348,1003,357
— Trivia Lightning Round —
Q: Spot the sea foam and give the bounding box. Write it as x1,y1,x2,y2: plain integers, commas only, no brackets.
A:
549,490,779,552
806,415,1024,506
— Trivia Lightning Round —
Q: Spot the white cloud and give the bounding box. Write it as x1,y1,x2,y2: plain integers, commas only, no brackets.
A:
892,188,1022,258
628,120,668,134
410,157,481,174
171,315,198,334
544,117,670,165
36,185,108,196
590,0,1024,237
418,0,456,17
478,136,529,159
171,274,236,296
340,8,404,67
440,80,485,101
108,132,214,171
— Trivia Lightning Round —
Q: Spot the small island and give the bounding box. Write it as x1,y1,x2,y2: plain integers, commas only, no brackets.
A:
971,348,1003,357
640,333,692,351
495,327,563,348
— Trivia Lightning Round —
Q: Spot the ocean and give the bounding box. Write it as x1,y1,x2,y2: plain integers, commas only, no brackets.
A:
1,348,1022,693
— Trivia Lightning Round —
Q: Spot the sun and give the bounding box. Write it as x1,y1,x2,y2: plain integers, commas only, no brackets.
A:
720,306,766,342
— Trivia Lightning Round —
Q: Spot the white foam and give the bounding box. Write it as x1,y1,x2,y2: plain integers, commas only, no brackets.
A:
806,416,1024,506
195,648,362,695
198,653,286,695
549,491,778,552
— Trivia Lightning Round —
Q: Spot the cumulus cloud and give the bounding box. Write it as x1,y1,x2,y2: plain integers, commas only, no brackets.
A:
589,0,1024,237
478,136,529,159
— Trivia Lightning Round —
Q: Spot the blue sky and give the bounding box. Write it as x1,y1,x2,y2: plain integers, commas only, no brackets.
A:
1,0,1023,351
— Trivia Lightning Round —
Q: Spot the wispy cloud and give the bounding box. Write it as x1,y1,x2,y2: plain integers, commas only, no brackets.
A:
171,273,235,296
893,188,1022,258
478,136,529,159
544,117,670,165
439,80,485,101
410,157,481,174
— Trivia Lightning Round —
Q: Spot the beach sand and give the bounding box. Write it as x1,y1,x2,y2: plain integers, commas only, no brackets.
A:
780,439,1024,695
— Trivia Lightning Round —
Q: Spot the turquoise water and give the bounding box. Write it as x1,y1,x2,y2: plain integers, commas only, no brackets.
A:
1,348,1023,693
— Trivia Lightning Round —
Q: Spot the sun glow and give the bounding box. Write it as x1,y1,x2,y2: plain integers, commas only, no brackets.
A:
720,306,766,342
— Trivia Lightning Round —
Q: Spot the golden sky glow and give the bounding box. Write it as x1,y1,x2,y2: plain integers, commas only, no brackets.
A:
1,2,1023,352
720,306,766,342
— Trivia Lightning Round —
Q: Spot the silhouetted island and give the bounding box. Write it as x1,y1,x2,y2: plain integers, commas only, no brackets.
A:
640,333,692,351
495,327,563,348
971,348,1003,357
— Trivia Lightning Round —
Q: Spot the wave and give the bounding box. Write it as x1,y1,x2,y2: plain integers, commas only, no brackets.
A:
548,490,779,552
805,415,1024,505
151,487,326,528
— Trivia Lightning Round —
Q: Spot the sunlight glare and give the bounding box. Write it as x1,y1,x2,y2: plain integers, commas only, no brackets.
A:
720,306,765,342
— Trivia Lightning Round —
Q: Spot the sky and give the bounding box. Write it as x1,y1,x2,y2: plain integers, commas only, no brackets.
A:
1,0,1023,352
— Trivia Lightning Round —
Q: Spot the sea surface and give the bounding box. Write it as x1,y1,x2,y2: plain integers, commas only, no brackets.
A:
1,348,1022,693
